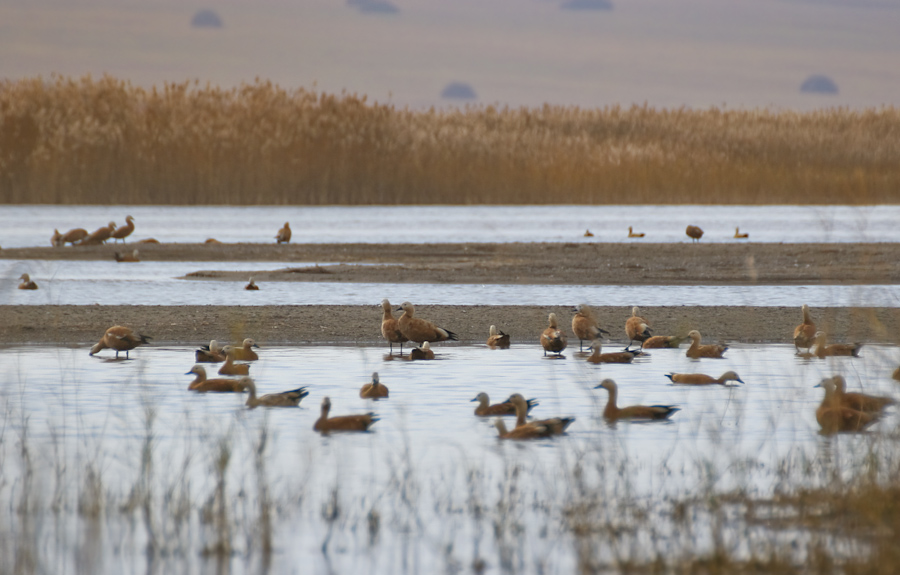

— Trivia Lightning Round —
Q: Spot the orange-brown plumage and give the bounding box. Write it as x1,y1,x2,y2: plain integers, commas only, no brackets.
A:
793,304,817,352
313,397,378,433
686,330,727,359
595,379,680,421
185,365,245,392
89,325,151,358
360,372,389,399
541,313,568,356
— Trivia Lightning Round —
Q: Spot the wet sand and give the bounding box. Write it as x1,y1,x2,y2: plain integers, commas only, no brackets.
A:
3,242,899,346
4,241,900,285
3,304,898,347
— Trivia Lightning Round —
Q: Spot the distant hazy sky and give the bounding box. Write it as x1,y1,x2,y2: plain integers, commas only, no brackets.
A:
2,0,899,109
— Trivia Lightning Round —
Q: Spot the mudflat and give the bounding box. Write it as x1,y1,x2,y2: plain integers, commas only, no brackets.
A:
2,305,898,347
3,242,898,347
4,241,900,285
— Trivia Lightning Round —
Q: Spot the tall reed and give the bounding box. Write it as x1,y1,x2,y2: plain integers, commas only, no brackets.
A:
2,75,899,205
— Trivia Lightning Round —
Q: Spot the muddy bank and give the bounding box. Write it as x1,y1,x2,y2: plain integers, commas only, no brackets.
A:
3,242,900,285
2,304,898,347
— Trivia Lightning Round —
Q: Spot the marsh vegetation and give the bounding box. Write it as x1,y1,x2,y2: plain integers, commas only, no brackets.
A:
2,75,899,206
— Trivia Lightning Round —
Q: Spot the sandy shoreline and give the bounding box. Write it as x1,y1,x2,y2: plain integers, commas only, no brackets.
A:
4,242,900,285
2,304,898,347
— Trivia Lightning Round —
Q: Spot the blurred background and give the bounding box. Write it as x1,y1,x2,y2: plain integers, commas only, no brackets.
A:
3,0,900,110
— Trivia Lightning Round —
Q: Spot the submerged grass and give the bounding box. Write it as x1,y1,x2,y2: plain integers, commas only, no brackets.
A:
2,394,900,574
2,75,899,206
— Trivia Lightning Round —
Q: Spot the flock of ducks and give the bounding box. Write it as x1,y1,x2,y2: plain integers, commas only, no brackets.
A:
85,300,899,439
584,225,748,241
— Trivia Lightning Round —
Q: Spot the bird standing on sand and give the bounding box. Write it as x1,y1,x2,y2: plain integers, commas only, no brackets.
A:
686,225,704,242
276,222,292,244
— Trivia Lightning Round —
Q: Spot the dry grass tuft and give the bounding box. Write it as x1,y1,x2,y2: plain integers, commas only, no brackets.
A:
2,75,899,205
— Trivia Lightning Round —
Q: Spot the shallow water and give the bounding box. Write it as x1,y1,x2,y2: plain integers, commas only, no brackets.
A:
2,204,899,248
1,342,898,573
3,259,900,307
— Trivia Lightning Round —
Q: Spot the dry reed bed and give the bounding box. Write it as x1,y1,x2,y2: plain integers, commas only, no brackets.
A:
2,75,899,205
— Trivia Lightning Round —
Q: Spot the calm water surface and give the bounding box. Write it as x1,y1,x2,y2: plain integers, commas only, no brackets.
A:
3,259,900,307
2,342,898,573
2,204,899,248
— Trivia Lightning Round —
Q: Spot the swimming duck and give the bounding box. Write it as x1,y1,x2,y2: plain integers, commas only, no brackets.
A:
18,273,38,290
665,371,744,385
508,393,574,435
471,392,537,417
586,340,639,364
218,345,251,376
409,341,435,360
185,365,245,392
360,372,389,399
245,277,259,290
195,340,226,363
594,379,680,422
815,377,880,434
812,332,861,359
231,338,260,361
241,377,308,408
686,330,727,359
313,397,378,433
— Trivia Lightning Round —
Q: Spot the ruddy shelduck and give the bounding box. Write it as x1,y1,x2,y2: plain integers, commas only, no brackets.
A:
812,331,861,359
205,238,222,244
508,393,574,435
583,229,594,237
231,338,260,361
397,301,458,344
241,377,309,408
686,225,704,242
627,226,645,238
89,325,151,358
586,340,638,364
185,365,246,392
80,222,117,245
594,379,680,422
893,366,900,382
829,375,894,413
486,325,511,348
665,371,744,385
815,377,879,434
137,238,160,244
625,306,652,347
493,419,552,440
195,340,225,363
541,313,568,356
218,345,251,376
734,227,748,239
275,222,291,244
409,341,435,360
793,304,816,353
58,228,88,246
313,397,378,433
18,273,38,290
360,372,389,399
471,392,537,417
51,229,62,247
111,216,135,243
571,304,609,352
380,299,409,354
642,335,684,349
114,249,140,262
245,277,259,291
686,330,727,359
